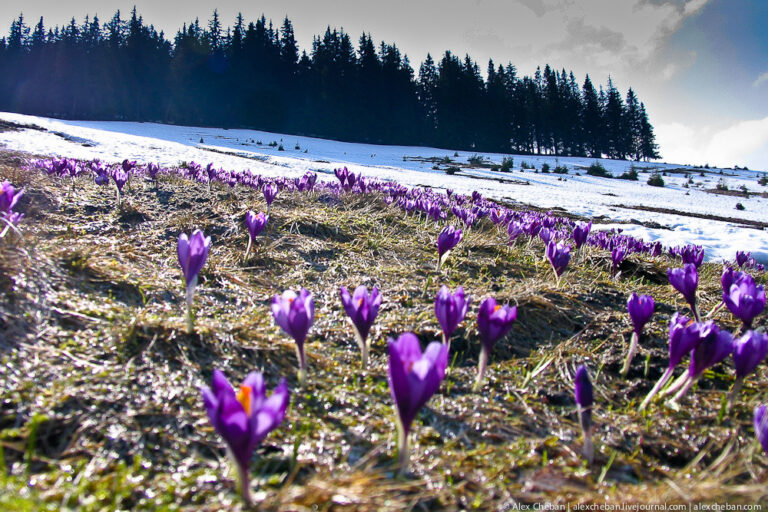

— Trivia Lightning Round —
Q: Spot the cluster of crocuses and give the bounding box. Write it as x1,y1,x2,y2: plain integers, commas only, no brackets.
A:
635,262,767,410
30,156,767,282
181,225,519,488
0,181,24,237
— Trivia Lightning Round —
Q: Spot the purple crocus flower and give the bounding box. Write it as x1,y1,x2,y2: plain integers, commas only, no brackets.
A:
539,227,554,245
0,181,23,213
388,333,448,474
622,293,655,376
178,230,211,333
723,273,766,329
201,369,289,506
474,297,517,390
263,183,279,210
112,168,129,205
611,245,628,278
754,405,768,455
572,221,591,249
437,225,463,270
574,364,594,464
272,289,315,384
508,222,524,244
668,264,699,320
680,245,704,268
728,331,768,409
639,313,697,411
434,285,470,348
545,241,571,282
627,293,655,337
735,251,752,269
670,322,734,403
339,285,382,368
244,211,269,260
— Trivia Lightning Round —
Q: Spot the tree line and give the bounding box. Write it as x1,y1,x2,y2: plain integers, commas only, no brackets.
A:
0,9,660,160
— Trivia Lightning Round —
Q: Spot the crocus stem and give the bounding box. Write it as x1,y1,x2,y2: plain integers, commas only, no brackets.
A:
395,416,409,476
691,302,701,322
115,187,121,207
670,374,698,403
705,301,724,319
726,376,744,412
244,237,252,262
661,371,689,398
621,332,639,377
442,331,452,355
639,366,674,411
473,346,489,392
295,345,307,386
577,405,594,465
237,462,253,508
185,281,196,334
360,340,369,370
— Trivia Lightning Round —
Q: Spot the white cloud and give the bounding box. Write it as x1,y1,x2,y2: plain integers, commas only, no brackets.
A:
656,118,768,170
683,0,709,15
753,72,768,88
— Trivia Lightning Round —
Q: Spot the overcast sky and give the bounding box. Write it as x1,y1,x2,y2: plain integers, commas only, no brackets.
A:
2,0,767,170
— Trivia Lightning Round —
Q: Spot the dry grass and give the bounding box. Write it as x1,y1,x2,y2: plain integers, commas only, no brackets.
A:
0,148,767,510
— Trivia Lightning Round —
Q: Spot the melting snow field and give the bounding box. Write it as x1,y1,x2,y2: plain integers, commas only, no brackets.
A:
1,111,767,264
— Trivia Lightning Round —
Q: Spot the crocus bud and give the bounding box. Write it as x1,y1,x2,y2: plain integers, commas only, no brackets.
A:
474,297,517,390
728,331,768,410
545,241,571,281
572,221,591,248
177,230,211,333
437,225,463,270
388,333,448,474
272,289,315,384
723,273,765,329
434,285,470,347
627,293,654,337
668,264,699,319
340,285,382,368
263,183,279,208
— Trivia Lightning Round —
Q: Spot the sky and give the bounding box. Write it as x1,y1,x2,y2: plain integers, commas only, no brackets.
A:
1,0,767,170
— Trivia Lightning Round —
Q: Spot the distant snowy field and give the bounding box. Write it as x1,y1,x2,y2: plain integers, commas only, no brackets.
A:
1,112,767,264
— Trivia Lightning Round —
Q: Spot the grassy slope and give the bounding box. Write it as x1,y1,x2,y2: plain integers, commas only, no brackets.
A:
0,149,767,510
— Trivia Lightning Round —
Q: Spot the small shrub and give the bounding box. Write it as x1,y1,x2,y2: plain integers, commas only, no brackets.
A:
442,156,452,164
541,163,550,173
445,166,461,175
759,175,768,186
520,160,533,170
740,184,749,197
553,165,568,174
278,144,285,151
716,178,728,191
199,137,205,144
491,166,500,172
586,162,610,177
454,152,459,157
618,168,639,181
467,154,483,165
500,157,513,172
736,202,745,210
647,173,665,187
295,144,301,150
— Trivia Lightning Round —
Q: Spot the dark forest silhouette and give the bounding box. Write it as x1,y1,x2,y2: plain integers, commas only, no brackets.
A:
0,9,660,159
